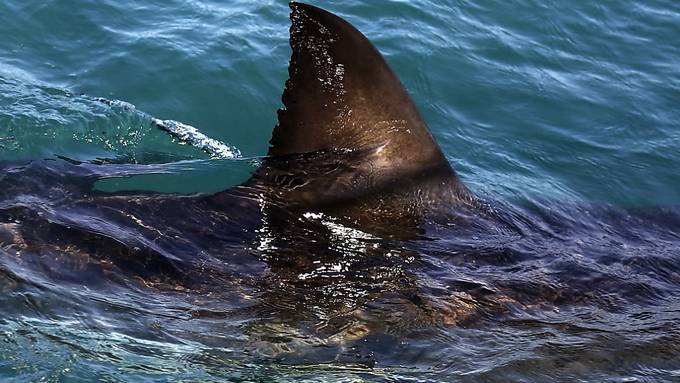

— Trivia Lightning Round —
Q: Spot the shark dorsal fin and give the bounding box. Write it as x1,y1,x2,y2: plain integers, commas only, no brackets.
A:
243,2,474,217
269,2,450,173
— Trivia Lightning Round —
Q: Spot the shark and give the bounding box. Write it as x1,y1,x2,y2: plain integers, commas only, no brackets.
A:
0,2,507,352
4,1,677,365
0,2,489,280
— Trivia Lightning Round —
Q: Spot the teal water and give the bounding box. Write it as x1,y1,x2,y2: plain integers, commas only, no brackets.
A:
1,1,680,382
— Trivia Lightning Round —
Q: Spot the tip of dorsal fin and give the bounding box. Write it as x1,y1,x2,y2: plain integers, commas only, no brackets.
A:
269,2,450,172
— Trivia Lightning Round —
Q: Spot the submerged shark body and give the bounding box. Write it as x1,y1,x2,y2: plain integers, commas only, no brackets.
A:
2,2,679,364
0,2,501,339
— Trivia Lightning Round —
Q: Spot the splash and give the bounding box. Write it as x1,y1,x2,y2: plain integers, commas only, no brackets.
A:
95,97,241,160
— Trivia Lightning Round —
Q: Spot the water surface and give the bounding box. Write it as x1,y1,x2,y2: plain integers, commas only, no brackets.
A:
1,1,679,382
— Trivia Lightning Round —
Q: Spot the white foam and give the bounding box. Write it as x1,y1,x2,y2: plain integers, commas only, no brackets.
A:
152,118,241,159
95,97,241,159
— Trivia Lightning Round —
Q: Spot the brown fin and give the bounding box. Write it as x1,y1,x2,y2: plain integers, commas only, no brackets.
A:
239,2,476,221
269,2,451,173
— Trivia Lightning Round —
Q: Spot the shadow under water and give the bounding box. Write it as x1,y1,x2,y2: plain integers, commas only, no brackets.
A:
1,158,679,381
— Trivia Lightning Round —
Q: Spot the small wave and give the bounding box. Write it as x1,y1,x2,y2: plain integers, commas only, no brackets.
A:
94,97,242,160
151,118,241,160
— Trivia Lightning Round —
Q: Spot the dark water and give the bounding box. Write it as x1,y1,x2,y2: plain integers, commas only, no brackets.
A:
1,1,680,382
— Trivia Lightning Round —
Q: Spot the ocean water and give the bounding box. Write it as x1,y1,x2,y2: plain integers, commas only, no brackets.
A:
1,0,679,382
